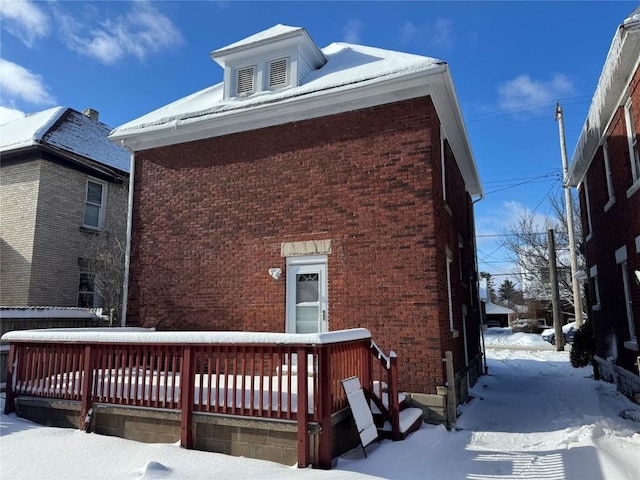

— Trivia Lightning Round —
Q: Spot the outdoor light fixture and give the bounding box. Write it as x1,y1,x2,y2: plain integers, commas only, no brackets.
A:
269,268,282,280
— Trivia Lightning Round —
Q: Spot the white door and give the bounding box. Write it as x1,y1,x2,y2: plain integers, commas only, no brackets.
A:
286,256,328,334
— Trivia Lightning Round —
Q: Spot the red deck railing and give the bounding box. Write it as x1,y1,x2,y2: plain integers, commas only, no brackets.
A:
2,328,400,468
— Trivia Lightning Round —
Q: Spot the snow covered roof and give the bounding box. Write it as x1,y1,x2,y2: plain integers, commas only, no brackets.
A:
111,28,482,197
211,24,310,57
0,107,130,174
568,6,640,186
485,302,515,315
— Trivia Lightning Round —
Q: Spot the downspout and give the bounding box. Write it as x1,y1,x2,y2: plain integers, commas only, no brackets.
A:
472,194,488,374
120,140,135,327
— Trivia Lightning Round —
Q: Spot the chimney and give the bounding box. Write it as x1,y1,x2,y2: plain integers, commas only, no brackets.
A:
83,108,99,122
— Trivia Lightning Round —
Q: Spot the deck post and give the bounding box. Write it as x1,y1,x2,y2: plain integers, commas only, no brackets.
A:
79,345,94,430
317,345,332,469
4,344,17,414
180,345,195,449
389,354,400,440
296,347,309,468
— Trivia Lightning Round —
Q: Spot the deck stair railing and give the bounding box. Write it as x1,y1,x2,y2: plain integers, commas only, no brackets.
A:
368,340,400,440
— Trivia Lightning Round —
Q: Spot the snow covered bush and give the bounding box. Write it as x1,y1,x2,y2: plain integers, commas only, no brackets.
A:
510,318,538,333
570,318,596,368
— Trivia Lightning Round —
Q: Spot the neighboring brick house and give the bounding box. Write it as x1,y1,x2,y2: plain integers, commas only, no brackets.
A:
568,8,640,397
110,25,484,410
0,107,129,313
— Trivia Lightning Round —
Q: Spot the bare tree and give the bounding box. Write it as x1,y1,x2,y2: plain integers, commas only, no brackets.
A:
498,191,584,312
82,182,128,325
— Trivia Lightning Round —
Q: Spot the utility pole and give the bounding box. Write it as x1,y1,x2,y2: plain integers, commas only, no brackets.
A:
555,101,584,327
548,229,564,351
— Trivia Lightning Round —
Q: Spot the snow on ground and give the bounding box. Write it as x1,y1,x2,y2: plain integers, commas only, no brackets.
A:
483,326,554,349
2,330,639,480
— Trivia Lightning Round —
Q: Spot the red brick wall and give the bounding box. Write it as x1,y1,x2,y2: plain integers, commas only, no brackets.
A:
581,65,640,372
128,96,480,393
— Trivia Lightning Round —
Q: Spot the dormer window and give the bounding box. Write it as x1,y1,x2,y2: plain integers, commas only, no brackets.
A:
268,58,289,88
236,66,256,96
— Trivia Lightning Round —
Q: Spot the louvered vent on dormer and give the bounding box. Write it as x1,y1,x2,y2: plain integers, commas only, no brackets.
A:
236,66,256,95
269,58,289,87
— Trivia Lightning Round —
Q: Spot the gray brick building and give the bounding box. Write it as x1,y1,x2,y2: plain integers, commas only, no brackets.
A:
0,107,129,313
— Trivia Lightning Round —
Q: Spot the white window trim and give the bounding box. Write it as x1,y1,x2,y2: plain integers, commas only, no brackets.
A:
583,180,593,242
602,142,616,211
83,178,107,230
624,98,640,183
234,64,257,97
589,265,601,311
620,260,637,344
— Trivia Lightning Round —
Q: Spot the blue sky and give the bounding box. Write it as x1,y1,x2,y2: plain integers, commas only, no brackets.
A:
0,1,636,290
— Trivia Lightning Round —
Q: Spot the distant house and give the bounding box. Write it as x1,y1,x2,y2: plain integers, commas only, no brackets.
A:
568,7,640,398
110,25,484,418
485,303,515,328
0,107,130,314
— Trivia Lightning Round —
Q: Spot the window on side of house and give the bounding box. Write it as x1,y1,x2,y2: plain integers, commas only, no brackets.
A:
602,141,615,209
589,265,601,311
446,247,457,335
78,271,98,308
83,179,106,229
624,97,640,184
441,125,448,205
268,57,289,88
236,65,256,96
615,246,637,344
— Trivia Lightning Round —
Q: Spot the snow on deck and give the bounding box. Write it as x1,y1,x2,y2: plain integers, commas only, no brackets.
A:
1,327,371,345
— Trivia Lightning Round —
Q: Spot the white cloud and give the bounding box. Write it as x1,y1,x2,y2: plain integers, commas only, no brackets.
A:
0,58,55,105
56,1,183,65
427,18,453,50
0,105,25,125
400,21,422,43
498,74,575,111
0,0,50,47
342,19,363,44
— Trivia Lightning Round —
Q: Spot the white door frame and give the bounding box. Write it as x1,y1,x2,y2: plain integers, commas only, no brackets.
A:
286,255,328,333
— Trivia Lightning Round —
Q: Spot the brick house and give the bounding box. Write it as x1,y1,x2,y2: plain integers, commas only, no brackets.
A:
110,25,484,412
0,107,129,313
568,8,640,397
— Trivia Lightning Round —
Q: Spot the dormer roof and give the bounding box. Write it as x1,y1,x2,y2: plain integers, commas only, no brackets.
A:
210,24,326,68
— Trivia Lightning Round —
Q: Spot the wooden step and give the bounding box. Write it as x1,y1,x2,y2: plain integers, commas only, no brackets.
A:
377,407,423,440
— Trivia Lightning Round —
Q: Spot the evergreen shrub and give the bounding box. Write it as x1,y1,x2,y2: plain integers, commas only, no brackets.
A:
570,318,596,368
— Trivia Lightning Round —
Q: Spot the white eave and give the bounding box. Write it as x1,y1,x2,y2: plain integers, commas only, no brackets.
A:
568,9,640,186
111,46,482,197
